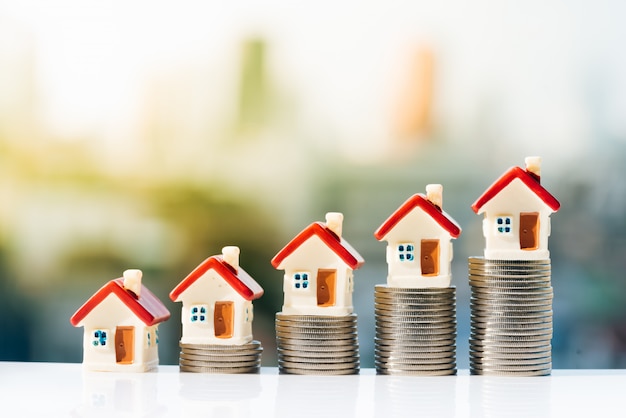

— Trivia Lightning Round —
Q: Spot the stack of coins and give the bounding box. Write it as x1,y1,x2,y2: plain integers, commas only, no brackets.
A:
469,257,553,376
178,340,262,373
275,313,360,375
374,285,457,375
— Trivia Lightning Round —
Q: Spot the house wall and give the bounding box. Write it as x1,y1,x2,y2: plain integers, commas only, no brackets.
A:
176,270,254,345
78,294,160,372
380,209,454,288
478,178,553,260
278,236,354,316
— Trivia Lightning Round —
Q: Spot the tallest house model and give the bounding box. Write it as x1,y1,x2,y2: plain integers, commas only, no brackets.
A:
469,156,560,376
471,156,560,260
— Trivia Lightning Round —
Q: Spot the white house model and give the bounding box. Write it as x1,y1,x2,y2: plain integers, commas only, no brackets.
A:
70,269,171,372
374,184,462,288
471,156,561,260
271,212,364,316
169,246,264,346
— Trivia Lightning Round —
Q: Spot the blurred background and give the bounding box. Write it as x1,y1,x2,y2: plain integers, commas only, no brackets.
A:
1,1,625,369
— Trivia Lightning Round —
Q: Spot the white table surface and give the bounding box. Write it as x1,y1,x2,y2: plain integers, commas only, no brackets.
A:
1,362,624,417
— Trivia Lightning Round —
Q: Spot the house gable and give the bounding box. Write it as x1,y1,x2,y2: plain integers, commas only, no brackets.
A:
472,166,560,215
71,279,170,328
170,256,263,303
375,193,461,242
271,222,364,271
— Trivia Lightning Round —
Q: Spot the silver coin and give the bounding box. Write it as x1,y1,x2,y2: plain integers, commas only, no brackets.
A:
376,361,456,372
469,257,550,265
277,347,356,358
376,322,457,331
179,352,262,362
375,302,452,312
375,354,456,364
470,268,551,276
470,327,552,338
469,276,552,285
275,322,357,332
470,301,553,311
470,352,551,362
276,312,356,321
471,292,553,301
180,340,261,350
180,357,260,367
279,353,360,364
470,331,552,341
375,337,455,347
180,364,260,374
376,315,456,324
376,325,457,334
374,307,456,321
470,342,551,352
279,360,360,372
376,368,456,376
469,340,551,350
375,284,456,293
276,328,359,338
375,290,456,298
471,323,552,333
470,355,552,365
470,362,552,372
374,343,456,355
470,369,550,377
470,350,552,360
280,367,359,375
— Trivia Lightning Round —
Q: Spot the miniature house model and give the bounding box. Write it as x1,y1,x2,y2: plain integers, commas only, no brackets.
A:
170,246,264,345
374,184,462,288
70,269,171,372
271,212,364,316
471,156,561,260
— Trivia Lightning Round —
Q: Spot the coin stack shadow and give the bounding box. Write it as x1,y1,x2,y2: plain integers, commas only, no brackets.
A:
178,340,263,373
469,257,553,376
374,285,457,375
275,313,360,375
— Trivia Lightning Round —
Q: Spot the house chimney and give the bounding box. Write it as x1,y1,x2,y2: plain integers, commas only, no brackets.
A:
426,184,443,209
222,246,240,271
525,156,541,182
325,212,343,238
123,269,142,297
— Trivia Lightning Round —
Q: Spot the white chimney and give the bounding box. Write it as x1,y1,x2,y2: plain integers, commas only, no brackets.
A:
525,156,541,181
123,269,142,297
222,246,240,271
325,212,344,238
426,184,443,209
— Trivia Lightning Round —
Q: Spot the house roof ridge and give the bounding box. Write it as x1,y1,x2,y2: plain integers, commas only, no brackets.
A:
374,193,462,240
471,166,561,213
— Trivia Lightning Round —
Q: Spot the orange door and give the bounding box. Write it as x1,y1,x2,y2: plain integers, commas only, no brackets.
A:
520,212,539,250
115,326,134,364
317,269,337,307
420,239,440,276
214,301,234,338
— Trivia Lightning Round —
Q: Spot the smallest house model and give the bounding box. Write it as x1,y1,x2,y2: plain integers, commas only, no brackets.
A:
375,184,461,288
70,269,170,372
271,212,364,316
471,156,561,260
170,246,264,345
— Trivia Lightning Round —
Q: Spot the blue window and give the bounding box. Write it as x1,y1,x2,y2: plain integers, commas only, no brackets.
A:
294,272,309,290
398,244,415,262
147,330,152,347
496,216,513,234
190,305,208,323
92,330,108,347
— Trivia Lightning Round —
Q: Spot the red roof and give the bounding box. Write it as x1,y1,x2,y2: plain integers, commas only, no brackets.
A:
170,256,264,302
271,222,365,270
70,278,170,327
472,166,561,213
374,193,461,240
